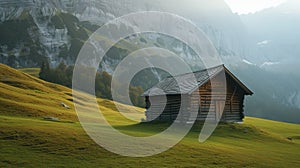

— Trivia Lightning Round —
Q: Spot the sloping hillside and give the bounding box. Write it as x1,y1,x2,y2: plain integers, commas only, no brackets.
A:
18,68,40,77
0,64,77,120
0,64,141,123
0,64,300,167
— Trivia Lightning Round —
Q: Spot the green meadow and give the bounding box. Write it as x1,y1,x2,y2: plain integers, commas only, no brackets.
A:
1,64,300,167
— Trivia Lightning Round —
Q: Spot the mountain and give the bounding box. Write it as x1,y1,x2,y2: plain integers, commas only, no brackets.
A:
237,0,300,121
0,0,246,68
0,64,300,167
240,0,300,66
0,0,299,123
230,63,300,123
0,8,99,67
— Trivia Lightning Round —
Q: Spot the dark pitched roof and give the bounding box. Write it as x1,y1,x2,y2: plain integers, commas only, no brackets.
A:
142,65,253,96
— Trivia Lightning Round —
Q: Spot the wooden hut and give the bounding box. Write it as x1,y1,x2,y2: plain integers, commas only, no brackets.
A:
142,65,253,123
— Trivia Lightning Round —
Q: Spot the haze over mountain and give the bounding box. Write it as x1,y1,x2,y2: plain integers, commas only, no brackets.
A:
0,0,299,123
241,0,300,67
238,0,300,123
0,0,245,67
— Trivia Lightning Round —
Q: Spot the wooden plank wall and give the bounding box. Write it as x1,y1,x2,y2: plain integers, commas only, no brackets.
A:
192,72,245,121
145,72,246,122
145,95,183,121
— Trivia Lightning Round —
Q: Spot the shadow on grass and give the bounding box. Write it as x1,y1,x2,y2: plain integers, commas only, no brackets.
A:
112,121,267,140
112,121,209,137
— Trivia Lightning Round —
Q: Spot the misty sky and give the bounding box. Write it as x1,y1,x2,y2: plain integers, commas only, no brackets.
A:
225,0,286,14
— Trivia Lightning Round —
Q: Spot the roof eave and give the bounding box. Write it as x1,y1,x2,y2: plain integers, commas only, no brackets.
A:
223,66,254,96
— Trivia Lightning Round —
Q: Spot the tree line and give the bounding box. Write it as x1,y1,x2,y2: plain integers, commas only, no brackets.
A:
39,61,145,107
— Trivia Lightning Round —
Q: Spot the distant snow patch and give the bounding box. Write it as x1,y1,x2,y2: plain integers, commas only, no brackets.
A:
260,61,280,68
257,40,271,46
242,59,255,65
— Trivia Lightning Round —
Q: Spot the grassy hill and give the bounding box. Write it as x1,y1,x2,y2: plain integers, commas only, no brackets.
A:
0,64,300,167
18,68,40,78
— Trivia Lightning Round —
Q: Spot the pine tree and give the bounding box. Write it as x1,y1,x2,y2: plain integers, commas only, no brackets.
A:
39,60,50,80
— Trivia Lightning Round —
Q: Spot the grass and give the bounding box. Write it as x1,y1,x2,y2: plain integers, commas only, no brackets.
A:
18,68,40,78
1,63,300,167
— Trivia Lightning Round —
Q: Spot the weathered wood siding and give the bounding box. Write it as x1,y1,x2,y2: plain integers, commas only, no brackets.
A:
145,71,246,122
193,72,245,122
145,95,184,122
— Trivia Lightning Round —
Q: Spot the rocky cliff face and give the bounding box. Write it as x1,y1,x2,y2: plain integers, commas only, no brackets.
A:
0,0,246,68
